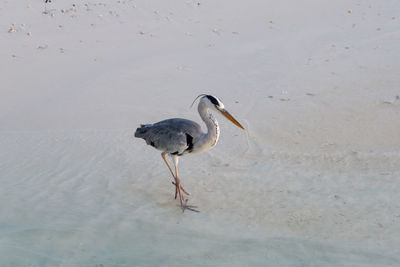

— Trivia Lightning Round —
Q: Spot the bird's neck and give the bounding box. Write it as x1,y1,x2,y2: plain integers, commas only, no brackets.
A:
196,103,220,153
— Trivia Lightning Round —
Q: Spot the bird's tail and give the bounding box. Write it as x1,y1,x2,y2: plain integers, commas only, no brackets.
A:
134,124,152,138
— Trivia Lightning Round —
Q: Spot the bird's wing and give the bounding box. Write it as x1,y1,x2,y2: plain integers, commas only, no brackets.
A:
141,119,202,155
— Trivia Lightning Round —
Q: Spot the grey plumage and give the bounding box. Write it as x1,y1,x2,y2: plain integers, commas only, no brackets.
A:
135,118,201,156
134,95,244,212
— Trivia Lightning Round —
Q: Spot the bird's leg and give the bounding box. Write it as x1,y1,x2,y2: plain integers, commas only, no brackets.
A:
172,156,199,213
161,152,189,198
161,152,176,179
171,155,184,207
161,152,180,198
172,182,190,198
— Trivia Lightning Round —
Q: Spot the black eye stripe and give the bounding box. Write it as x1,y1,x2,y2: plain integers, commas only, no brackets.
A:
206,95,220,106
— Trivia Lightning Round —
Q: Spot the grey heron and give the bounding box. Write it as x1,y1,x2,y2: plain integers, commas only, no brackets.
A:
134,94,244,212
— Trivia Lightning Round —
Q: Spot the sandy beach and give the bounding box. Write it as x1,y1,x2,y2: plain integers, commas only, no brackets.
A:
1,0,400,266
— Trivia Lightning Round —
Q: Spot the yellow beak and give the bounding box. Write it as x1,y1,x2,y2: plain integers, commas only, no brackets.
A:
220,109,245,130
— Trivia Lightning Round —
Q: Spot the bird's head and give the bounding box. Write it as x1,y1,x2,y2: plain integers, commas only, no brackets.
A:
194,94,245,130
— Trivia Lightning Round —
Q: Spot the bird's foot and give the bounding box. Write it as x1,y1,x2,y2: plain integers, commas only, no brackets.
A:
172,181,190,198
180,199,200,213
172,180,198,212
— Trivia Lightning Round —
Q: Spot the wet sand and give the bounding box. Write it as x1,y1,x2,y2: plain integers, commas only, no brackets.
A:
1,0,399,265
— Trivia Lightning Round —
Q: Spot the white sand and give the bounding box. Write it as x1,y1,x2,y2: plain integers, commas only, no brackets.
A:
1,0,400,266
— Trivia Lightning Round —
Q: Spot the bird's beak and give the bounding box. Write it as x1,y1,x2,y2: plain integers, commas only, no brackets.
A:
220,109,245,130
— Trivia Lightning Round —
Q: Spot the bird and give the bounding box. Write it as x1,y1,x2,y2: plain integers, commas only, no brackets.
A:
134,94,244,212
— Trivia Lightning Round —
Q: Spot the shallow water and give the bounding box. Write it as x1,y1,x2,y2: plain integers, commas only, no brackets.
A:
1,131,399,266
1,0,400,265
